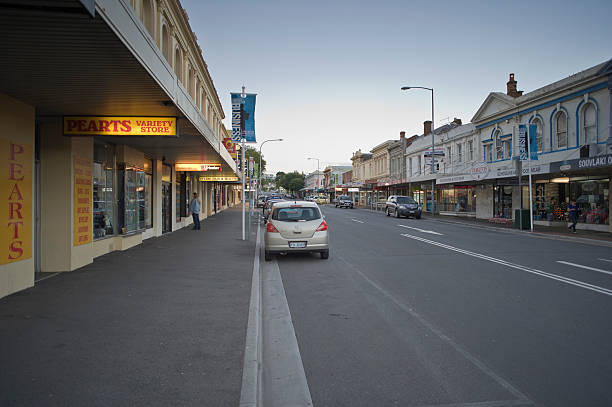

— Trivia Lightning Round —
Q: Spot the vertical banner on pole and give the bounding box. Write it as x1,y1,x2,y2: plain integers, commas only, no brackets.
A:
231,93,257,143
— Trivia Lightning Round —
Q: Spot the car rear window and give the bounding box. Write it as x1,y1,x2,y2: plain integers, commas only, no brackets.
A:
396,197,416,204
272,207,321,222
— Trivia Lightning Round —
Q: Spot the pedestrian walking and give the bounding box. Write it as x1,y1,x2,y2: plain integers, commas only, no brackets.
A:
189,192,201,230
568,199,578,233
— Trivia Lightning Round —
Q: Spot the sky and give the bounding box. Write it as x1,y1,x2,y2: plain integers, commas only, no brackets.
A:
181,0,612,175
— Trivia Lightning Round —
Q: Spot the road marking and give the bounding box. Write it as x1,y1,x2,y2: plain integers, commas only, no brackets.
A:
336,255,533,406
260,248,313,406
556,261,612,276
351,218,364,223
240,223,263,407
398,224,443,235
401,233,612,297
598,258,612,264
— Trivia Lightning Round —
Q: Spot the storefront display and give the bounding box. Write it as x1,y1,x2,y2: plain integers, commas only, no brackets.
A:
93,143,114,239
439,186,476,213
493,185,512,218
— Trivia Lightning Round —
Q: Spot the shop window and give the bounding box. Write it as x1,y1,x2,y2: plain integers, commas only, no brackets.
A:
555,111,567,149
176,172,182,222
582,103,597,144
93,143,115,239
457,144,463,163
571,178,609,225
174,46,183,82
503,139,511,159
493,186,513,218
142,0,154,38
143,159,153,229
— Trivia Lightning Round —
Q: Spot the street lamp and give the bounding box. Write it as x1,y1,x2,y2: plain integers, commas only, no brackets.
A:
401,86,435,215
258,138,283,197
307,157,321,194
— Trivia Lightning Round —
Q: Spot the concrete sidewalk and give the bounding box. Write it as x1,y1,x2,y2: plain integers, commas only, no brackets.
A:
0,207,256,407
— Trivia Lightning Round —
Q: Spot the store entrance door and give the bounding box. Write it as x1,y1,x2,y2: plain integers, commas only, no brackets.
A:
494,186,513,218
162,181,171,233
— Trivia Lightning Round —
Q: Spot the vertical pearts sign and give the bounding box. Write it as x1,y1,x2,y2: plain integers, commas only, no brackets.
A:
1,140,32,264
231,93,257,142
73,156,92,246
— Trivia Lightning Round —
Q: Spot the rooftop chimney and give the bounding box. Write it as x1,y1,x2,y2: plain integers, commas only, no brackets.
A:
424,120,432,136
453,118,462,125
400,131,406,139
506,73,523,98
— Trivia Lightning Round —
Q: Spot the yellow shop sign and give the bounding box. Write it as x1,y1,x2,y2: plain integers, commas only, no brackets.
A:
64,116,177,136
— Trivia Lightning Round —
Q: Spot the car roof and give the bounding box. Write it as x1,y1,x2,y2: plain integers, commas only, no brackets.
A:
272,200,319,208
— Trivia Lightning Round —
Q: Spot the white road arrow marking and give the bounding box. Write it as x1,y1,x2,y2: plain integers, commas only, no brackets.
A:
557,261,612,276
397,224,443,235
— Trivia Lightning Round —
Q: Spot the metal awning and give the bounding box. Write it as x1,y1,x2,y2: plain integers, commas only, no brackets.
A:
0,0,236,176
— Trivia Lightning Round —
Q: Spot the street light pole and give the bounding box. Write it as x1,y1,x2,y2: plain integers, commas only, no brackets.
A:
307,157,320,194
258,138,283,198
401,86,435,216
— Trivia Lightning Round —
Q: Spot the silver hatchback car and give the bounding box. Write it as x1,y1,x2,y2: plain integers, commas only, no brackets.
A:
264,201,329,261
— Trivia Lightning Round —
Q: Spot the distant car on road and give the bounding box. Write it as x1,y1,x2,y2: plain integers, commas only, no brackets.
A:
263,198,285,219
264,200,329,261
335,195,354,209
385,195,422,219
315,196,329,204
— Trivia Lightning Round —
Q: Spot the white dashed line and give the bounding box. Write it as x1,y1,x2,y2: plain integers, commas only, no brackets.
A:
401,233,612,297
556,261,612,276
598,258,612,264
351,219,364,223
397,224,443,235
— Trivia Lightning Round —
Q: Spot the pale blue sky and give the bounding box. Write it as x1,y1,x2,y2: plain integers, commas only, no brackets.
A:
182,0,612,174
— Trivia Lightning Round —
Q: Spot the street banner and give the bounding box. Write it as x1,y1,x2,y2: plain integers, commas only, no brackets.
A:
231,93,257,142
73,155,92,246
518,125,528,161
519,124,538,161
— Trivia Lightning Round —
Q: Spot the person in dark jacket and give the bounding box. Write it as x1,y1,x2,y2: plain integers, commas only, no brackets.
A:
568,200,578,233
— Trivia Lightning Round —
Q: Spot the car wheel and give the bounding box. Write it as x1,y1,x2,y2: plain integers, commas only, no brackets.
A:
264,251,272,261
320,250,329,259
395,209,400,218
386,208,390,216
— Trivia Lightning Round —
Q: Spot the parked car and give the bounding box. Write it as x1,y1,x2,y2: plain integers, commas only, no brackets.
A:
264,201,329,261
263,198,285,219
385,195,422,219
315,195,329,204
335,195,354,209
257,196,267,208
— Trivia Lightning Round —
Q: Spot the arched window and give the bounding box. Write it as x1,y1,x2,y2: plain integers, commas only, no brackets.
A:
494,129,502,160
582,103,597,144
142,0,154,38
530,117,544,153
161,24,170,62
555,111,567,149
196,79,201,109
188,65,194,97
174,46,182,82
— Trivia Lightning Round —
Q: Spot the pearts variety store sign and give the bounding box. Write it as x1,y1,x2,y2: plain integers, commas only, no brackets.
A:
64,117,177,136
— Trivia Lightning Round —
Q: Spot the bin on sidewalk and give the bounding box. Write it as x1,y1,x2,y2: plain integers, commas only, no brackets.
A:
514,209,531,230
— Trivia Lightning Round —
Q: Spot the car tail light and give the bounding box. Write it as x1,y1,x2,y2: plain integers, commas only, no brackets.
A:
316,220,328,232
266,222,279,233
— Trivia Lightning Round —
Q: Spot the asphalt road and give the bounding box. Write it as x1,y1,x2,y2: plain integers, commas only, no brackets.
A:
271,206,612,407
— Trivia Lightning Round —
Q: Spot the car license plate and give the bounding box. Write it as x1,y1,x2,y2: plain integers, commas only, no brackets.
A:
289,241,306,248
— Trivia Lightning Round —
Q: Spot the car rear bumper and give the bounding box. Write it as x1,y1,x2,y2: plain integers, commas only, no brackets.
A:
398,208,422,216
264,233,329,252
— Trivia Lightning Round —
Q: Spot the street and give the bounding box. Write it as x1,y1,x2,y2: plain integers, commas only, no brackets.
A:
259,206,612,407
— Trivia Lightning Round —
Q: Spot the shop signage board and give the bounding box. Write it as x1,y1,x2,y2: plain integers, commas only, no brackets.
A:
470,162,489,180
199,175,239,182
222,137,237,159
64,117,177,136
73,156,92,246
348,187,359,192
549,154,612,172
175,163,221,171
1,140,32,264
